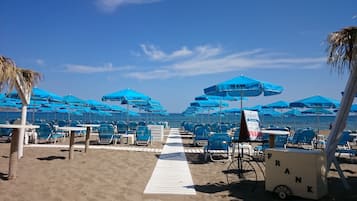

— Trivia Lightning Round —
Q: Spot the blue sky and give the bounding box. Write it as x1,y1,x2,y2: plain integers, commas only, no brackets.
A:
1,0,356,113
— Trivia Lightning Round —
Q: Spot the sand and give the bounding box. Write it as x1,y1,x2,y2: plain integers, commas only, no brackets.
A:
0,129,357,201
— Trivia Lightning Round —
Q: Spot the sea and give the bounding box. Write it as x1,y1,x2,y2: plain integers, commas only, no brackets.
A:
1,111,356,131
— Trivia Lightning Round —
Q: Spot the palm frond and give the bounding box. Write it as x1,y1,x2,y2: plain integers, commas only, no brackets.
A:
327,26,357,73
0,56,18,92
0,55,41,93
17,68,41,89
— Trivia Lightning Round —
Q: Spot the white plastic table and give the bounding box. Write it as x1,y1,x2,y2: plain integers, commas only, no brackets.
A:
77,124,100,153
261,129,290,148
57,126,86,160
0,124,39,180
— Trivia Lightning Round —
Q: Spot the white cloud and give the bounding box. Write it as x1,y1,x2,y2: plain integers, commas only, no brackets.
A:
126,45,326,80
64,63,133,73
95,0,160,13
140,44,193,61
140,44,222,61
35,59,45,66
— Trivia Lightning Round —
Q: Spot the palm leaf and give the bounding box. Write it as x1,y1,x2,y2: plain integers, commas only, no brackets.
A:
327,26,357,73
0,55,41,93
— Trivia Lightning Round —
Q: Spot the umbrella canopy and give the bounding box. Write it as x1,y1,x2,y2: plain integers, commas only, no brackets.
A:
63,95,87,106
190,100,228,108
86,99,112,110
260,108,282,117
7,87,63,102
204,75,283,108
263,100,290,109
204,75,283,97
195,94,240,101
102,88,151,103
290,95,338,131
284,108,302,116
102,88,151,123
302,108,334,115
290,95,340,108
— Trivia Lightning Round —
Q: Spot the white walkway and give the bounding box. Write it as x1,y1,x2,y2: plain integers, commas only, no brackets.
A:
144,128,196,195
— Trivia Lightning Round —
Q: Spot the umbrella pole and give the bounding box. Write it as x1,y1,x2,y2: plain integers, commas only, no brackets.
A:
219,99,222,125
126,104,129,133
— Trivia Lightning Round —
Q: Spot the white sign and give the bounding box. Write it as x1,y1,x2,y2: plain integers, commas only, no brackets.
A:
240,110,262,141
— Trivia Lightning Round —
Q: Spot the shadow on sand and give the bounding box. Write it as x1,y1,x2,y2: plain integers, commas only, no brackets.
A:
0,172,8,181
194,173,357,201
37,156,66,161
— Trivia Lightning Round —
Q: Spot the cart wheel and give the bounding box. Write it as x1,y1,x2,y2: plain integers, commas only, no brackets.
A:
274,185,291,200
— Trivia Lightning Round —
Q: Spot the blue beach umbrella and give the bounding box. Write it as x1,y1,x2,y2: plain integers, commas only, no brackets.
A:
263,101,290,109
7,87,63,102
195,94,244,123
102,88,151,124
260,108,282,117
302,108,334,115
204,75,283,109
290,95,340,109
63,95,87,106
102,88,150,102
0,99,19,111
284,108,302,117
190,100,228,108
86,99,112,111
290,95,339,132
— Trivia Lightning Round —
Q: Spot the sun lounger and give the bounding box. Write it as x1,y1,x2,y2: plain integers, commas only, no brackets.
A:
286,128,315,149
135,126,151,146
193,124,211,146
203,133,231,162
98,124,116,144
116,121,128,134
0,126,12,142
36,123,65,143
335,131,357,160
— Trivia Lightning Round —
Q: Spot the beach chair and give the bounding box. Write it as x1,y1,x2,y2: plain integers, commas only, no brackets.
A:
203,133,232,162
287,128,315,149
36,123,65,143
135,126,151,146
193,124,211,146
253,133,288,161
98,124,116,144
0,122,12,142
128,121,138,134
116,121,128,134
335,131,357,160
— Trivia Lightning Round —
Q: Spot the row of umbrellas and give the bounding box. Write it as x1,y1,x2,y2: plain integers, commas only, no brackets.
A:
0,88,168,121
182,75,354,118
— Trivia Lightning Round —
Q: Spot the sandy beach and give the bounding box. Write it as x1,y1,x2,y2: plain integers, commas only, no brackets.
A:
1,129,357,201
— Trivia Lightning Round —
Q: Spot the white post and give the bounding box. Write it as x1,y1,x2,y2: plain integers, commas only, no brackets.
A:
15,74,32,159
18,105,28,159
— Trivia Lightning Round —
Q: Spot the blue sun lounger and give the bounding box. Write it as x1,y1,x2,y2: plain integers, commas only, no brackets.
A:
98,124,117,144
37,123,65,143
203,133,232,162
193,124,211,146
335,131,357,159
135,126,151,146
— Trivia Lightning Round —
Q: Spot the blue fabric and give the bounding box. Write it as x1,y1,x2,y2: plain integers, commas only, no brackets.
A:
205,133,231,151
136,126,151,142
